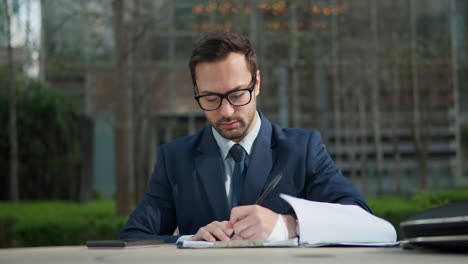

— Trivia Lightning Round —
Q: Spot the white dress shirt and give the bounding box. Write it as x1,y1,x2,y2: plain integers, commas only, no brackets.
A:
178,111,288,242
211,111,261,206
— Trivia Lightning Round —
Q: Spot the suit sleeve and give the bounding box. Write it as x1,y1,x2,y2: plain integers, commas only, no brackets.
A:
119,146,179,243
304,131,372,213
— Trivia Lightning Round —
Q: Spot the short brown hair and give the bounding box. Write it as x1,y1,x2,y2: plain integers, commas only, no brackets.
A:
189,30,257,93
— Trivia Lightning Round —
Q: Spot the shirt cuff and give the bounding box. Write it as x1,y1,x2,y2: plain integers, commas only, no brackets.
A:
266,215,289,241
176,235,193,243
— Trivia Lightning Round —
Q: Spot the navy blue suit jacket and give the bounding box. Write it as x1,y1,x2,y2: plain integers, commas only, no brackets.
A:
120,113,370,242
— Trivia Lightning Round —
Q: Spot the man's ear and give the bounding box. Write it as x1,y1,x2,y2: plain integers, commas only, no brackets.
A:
255,70,261,96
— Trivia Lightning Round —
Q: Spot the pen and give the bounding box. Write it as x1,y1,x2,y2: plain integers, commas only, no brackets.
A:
230,173,283,238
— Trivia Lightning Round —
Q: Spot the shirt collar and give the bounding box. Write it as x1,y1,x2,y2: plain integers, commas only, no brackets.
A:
212,111,261,160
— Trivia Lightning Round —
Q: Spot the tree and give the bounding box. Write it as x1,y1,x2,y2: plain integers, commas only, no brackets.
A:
390,17,402,195
330,0,342,168
126,0,170,207
409,0,431,190
113,0,131,217
2,0,19,202
451,0,463,186
370,0,384,195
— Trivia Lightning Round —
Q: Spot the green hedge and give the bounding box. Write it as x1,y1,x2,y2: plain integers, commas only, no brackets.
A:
0,79,81,200
1,188,468,247
0,200,127,247
368,188,468,238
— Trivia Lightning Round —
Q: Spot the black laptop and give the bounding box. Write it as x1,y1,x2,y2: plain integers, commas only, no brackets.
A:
400,200,468,252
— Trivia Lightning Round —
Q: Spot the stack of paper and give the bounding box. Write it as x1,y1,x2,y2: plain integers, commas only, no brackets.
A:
280,194,397,247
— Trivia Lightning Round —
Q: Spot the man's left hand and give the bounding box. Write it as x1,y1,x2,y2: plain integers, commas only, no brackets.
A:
229,205,279,240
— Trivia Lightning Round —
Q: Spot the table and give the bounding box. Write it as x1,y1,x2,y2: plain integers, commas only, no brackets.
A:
0,244,466,264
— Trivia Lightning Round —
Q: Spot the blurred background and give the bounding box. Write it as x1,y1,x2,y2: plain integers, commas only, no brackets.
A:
0,0,467,247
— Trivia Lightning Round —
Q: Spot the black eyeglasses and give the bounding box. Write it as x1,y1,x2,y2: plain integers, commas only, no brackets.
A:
194,77,256,111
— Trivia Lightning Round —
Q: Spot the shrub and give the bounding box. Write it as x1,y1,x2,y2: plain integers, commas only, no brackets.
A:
0,80,81,200
1,188,467,247
0,200,127,247
367,188,468,239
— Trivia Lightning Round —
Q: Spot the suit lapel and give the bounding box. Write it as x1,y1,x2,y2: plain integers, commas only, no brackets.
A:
194,127,230,221
241,114,275,205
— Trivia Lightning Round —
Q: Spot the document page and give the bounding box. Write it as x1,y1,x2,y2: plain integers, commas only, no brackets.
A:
280,194,397,247
179,195,397,249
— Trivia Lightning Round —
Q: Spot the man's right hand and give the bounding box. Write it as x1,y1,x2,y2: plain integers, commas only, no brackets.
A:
189,221,234,242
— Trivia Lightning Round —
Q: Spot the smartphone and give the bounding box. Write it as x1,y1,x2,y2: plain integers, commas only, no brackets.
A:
86,239,164,249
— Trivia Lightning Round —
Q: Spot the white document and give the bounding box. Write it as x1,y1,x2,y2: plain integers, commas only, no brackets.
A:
280,194,397,247
180,195,397,249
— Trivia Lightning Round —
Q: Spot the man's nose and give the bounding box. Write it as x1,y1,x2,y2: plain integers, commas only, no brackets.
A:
218,98,235,117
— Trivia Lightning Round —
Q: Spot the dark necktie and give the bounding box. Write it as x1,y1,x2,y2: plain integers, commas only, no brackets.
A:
230,144,247,208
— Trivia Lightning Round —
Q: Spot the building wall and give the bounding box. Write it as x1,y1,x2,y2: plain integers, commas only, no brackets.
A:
42,0,468,195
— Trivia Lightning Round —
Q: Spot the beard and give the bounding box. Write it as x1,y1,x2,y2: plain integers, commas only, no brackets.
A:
213,111,255,141
214,117,247,140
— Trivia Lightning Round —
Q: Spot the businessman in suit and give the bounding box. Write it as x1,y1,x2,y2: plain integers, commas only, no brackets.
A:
120,30,371,243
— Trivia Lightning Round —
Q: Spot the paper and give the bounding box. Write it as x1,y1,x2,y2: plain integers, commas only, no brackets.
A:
180,238,299,249
179,195,397,249
280,194,397,247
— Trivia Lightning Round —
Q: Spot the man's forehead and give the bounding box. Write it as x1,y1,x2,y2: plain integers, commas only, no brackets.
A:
195,56,251,90
196,78,251,94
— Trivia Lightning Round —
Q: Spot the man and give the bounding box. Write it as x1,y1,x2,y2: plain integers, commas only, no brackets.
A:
120,30,371,243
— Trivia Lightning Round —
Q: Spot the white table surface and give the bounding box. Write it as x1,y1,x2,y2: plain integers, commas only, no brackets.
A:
0,244,466,264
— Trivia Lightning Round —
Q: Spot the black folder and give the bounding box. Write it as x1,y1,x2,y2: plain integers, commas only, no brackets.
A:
86,239,164,249
400,200,468,252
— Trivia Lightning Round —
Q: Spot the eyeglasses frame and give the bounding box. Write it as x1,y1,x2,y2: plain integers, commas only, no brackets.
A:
194,75,257,111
